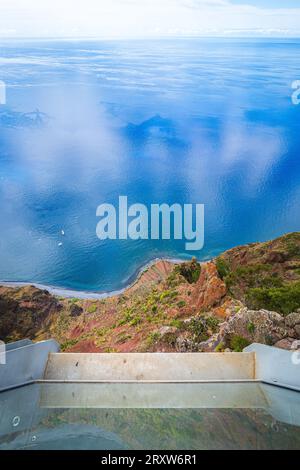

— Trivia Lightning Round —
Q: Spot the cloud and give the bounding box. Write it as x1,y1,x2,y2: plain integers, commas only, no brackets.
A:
183,0,230,7
0,0,299,38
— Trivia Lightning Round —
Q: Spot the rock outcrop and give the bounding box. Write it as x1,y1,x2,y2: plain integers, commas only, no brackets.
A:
190,262,227,310
217,307,300,351
0,286,62,341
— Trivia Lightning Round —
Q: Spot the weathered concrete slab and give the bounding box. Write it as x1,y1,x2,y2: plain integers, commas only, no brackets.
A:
44,352,256,381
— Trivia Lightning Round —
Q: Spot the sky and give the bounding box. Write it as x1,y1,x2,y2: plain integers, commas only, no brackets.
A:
0,0,300,38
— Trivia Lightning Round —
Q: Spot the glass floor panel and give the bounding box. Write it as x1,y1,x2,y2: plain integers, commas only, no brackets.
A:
0,382,300,450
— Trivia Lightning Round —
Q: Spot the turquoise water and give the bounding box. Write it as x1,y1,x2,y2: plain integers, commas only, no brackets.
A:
1,382,300,450
0,38,299,292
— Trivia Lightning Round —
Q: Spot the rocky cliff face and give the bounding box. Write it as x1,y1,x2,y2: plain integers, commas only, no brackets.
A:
0,286,63,341
0,232,299,353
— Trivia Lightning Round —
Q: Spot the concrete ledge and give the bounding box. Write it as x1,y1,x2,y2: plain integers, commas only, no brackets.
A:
0,340,60,391
2,341,299,392
44,352,256,381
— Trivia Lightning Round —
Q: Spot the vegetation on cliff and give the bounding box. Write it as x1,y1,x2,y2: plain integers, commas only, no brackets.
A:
216,232,300,315
0,232,300,353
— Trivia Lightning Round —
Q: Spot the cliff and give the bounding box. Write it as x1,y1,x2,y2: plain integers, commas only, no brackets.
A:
0,232,299,353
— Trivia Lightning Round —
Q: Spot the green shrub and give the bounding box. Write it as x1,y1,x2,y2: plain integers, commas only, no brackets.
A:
169,319,184,329
230,335,251,352
259,276,283,289
116,333,132,344
87,303,97,314
247,322,255,334
225,264,277,290
205,316,220,331
162,332,178,346
175,258,201,284
130,315,142,326
60,338,79,351
146,331,161,346
117,309,134,326
220,262,284,293
216,257,230,280
95,327,109,337
166,271,181,288
246,281,300,316
177,300,186,308
186,318,206,342
187,318,208,343
284,235,300,258
184,315,220,344
159,290,178,302
215,341,225,352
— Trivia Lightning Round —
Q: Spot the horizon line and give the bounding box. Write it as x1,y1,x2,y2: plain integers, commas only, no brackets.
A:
1,34,300,41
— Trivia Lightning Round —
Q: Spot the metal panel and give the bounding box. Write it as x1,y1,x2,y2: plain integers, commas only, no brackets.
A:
244,343,300,390
0,340,60,390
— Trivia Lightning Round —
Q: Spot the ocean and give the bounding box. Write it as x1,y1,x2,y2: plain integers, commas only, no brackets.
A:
0,38,299,292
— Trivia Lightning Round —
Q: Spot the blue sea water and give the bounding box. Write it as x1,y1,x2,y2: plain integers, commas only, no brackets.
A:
0,38,299,292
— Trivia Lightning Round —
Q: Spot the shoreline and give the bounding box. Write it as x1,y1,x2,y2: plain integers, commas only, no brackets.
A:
0,257,184,300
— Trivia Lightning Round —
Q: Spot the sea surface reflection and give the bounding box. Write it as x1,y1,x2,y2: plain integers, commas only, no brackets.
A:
0,39,299,291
